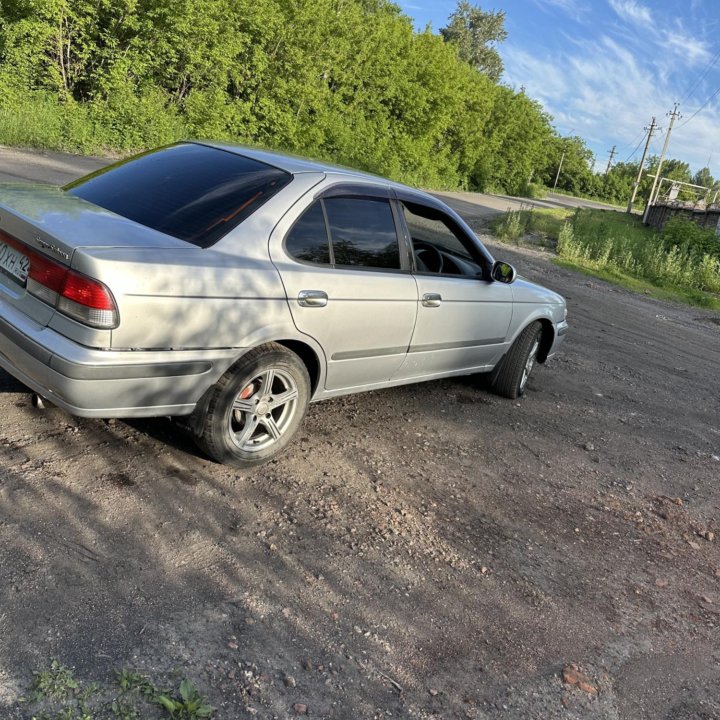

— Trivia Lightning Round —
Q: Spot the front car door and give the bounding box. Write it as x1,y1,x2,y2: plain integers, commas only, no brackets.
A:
391,193,514,380
270,184,418,391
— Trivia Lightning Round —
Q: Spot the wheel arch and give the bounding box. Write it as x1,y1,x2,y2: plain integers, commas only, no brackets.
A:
536,318,555,363
274,339,323,394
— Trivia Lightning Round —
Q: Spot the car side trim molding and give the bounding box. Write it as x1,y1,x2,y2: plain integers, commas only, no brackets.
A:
330,336,506,361
331,346,408,361
409,337,505,353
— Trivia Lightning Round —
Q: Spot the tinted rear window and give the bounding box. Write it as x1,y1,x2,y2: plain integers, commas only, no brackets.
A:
65,143,291,248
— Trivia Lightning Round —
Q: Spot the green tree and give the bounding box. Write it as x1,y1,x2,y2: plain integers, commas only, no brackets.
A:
692,167,714,189
0,0,563,193
538,135,594,194
440,2,507,82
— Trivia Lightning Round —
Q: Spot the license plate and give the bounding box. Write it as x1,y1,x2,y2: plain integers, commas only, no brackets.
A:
0,240,29,284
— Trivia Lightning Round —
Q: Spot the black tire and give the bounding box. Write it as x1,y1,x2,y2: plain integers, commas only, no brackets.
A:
490,321,542,399
193,343,310,468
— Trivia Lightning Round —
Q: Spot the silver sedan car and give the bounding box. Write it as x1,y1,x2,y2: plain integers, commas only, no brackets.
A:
0,142,568,467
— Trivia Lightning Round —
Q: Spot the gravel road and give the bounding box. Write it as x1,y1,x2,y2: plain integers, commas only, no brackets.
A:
0,147,718,719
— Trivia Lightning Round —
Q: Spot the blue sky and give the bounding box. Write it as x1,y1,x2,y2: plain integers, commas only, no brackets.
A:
400,0,720,178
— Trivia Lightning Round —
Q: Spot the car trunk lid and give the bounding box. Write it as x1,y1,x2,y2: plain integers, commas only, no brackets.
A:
0,183,190,333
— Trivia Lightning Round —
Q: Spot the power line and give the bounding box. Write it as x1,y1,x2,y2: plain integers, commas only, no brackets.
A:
678,48,720,105
623,130,648,163
677,85,720,129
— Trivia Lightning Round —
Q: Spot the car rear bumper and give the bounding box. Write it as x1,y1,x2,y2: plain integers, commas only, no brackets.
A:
0,298,239,418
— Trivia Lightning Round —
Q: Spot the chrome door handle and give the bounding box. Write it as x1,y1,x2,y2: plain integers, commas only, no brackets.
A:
297,290,328,307
421,293,442,307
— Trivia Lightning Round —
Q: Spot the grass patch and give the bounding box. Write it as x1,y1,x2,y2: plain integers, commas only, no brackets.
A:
22,661,215,720
489,206,573,244
554,257,720,310
559,210,720,296
547,187,631,211
490,206,720,309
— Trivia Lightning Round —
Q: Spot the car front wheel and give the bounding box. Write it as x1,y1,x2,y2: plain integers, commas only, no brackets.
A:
194,343,310,468
491,321,542,399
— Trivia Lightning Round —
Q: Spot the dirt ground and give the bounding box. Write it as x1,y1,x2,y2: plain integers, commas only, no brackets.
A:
0,150,719,719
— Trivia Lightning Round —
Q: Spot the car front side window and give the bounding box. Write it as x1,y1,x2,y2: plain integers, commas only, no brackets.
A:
401,201,483,277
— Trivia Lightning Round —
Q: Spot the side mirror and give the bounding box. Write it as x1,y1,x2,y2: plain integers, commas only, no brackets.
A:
491,260,517,284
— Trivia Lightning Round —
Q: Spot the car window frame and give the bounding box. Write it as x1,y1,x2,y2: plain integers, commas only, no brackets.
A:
391,189,494,281
283,197,335,265
282,187,411,274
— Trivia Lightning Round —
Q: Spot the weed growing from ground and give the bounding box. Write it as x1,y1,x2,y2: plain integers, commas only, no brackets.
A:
22,662,215,720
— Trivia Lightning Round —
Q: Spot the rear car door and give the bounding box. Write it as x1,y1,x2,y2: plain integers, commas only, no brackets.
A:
391,195,513,380
271,186,418,391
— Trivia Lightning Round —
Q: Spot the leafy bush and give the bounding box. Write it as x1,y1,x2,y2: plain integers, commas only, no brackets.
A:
660,216,720,261
556,221,575,255
492,209,526,241
519,181,547,199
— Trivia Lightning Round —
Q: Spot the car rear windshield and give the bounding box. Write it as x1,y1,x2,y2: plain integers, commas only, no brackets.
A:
65,143,292,248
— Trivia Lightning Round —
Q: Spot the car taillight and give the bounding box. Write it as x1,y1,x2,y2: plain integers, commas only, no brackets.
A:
27,253,67,304
26,250,118,329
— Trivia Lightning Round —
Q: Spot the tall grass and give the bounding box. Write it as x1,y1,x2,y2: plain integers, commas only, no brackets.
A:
490,206,572,243
493,208,525,241
557,209,720,294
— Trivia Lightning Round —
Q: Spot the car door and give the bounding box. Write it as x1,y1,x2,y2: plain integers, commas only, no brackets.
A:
391,195,513,380
271,186,418,391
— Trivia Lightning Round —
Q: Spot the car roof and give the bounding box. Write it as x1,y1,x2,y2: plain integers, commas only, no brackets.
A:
193,140,419,192
193,140,493,266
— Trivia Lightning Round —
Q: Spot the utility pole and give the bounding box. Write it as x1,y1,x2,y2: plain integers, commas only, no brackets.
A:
627,117,657,214
643,103,681,224
552,151,565,191
552,129,575,191
605,145,617,176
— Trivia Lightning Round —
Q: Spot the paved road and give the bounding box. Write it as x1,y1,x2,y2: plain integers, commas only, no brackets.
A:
0,145,621,219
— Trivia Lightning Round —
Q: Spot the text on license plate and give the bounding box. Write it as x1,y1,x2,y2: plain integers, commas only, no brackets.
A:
0,240,29,284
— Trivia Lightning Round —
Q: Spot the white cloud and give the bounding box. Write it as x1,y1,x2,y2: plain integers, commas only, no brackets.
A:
608,0,652,25
663,29,712,66
539,0,581,10
501,31,720,175
531,0,589,20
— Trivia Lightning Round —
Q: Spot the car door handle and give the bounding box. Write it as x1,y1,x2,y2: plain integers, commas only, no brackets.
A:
421,293,442,307
297,290,328,307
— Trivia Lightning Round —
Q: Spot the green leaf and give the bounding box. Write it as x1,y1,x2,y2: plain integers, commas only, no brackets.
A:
156,694,179,713
178,679,193,703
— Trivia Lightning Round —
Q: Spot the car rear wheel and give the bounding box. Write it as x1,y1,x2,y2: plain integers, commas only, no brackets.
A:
194,343,310,468
491,321,542,399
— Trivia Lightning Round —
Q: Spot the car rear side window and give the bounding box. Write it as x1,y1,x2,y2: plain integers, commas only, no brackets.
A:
324,197,400,269
65,143,291,248
285,202,331,264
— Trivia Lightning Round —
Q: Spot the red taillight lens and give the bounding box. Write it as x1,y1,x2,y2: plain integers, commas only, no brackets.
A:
25,249,118,329
28,252,66,293
61,271,115,310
